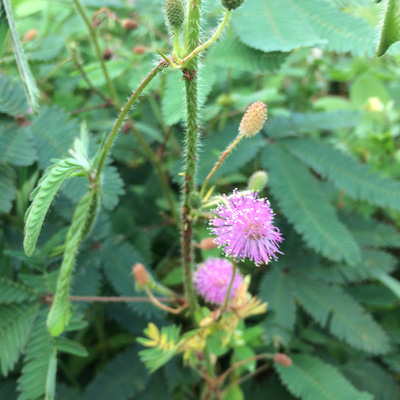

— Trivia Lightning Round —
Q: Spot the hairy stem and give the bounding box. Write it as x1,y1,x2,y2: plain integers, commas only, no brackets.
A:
73,0,120,107
181,0,202,318
222,262,237,309
95,61,165,180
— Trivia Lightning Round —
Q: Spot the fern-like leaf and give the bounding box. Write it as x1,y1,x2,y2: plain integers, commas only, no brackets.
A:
275,354,373,400
30,106,80,169
262,144,361,265
293,0,375,56
207,37,287,72
0,126,37,166
233,0,321,52
2,0,40,111
82,346,149,400
284,138,400,212
24,158,84,257
377,0,400,56
0,302,39,376
0,276,38,303
0,73,29,116
294,274,391,354
47,189,96,336
0,162,16,213
17,310,54,400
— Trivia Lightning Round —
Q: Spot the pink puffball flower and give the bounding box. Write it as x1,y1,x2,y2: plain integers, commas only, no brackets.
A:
209,190,283,266
194,258,243,305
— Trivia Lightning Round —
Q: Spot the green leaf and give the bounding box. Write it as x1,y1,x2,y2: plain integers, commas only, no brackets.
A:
2,0,40,111
30,106,80,169
54,337,88,357
342,360,400,400
294,275,391,354
284,138,400,212
0,73,29,116
24,158,84,257
0,162,17,213
0,126,37,166
377,274,400,301
262,144,361,265
0,302,39,376
101,239,164,320
377,0,400,56
17,310,54,400
82,346,149,400
233,0,321,52
44,348,57,400
275,354,374,400
293,0,375,56
0,276,38,303
100,165,125,210
47,189,96,336
207,37,288,72
258,266,296,331
266,111,361,139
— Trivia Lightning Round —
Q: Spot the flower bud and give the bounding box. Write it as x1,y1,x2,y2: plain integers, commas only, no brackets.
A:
221,0,245,11
248,170,268,192
121,19,138,30
164,0,184,29
102,48,113,61
239,101,267,138
132,45,147,54
189,191,202,209
273,353,293,367
133,263,149,286
24,29,38,42
199,238,218,250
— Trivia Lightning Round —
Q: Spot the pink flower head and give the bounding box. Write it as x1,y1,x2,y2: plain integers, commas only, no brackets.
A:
209,190,283,266
194,258,243,305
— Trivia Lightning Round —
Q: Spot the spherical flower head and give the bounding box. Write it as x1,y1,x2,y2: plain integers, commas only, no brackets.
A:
194,258,243,305
239,101,267,138
209,190,283,266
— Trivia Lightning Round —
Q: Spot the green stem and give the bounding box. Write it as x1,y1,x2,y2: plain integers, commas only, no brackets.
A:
181,10,231,67
222,262,237,309
200,133,245,196
95,61,165,181
181,0,202,319
73,0,120,107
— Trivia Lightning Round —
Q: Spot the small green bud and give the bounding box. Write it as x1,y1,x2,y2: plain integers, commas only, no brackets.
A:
164,0,185,29
248,170,268,192
221,0,245,11
190,191,203,209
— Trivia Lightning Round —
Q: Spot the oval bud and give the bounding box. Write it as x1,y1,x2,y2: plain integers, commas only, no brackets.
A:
164,0,184,29
200,238,218,250
24,29,38,42
121,19,138,30
133,263,149,286
132,45,147,54
102,48,113,61
248,170,268,192
273,353,293,367
221,0,245,11
189,191,203,209
239,101,267,138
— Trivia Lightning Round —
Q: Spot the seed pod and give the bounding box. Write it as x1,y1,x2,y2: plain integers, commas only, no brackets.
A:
121,19,138,30
273,353,293,367
239,101,267,138
133,263,149,286
164,0,184,29
248,170,268,192
221,0,245,11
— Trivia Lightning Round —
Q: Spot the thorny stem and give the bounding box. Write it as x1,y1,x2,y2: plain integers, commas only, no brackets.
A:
95,61,165,181
180,10,231,67
73,0,120,107
43,295,172,303
200,133,245,196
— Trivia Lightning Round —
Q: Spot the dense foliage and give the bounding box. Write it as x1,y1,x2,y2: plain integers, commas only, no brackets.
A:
1,0,400,399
